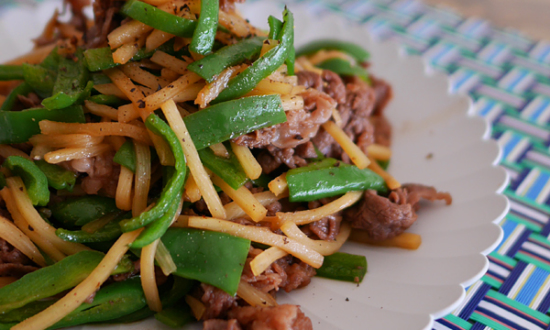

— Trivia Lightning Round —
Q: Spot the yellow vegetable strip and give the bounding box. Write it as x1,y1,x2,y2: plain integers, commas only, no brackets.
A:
230,142,262,180
195,66,237,108
145,71,202,112
224,191,279,220
276,191,363,225
84,101,118,121
183,173,201,203
280,221,352,256
44,144,112,164
172,81,206,103
104,68,147,115
141,240,162,312
0,145,31,160
281,95,304,112
366,143,392,161
117,104,141,123
7,177,90,256
39,121,153,145
210,174,267,222
0,214,47,267
28,134,104,148
132,142,151,217
322,120,370,169
308,50,355,65
185,295,206,320
367,155,401,190
150,50,190,75
155,240,177,276
146,29,174,52
187,217,323,268
249,247,288,276
218,10,265,38
121,62,170,89
260,39,278,57
112,38,143,65
237,280,278,307
1,188,65,262
255,79,293,95
12,228,144,330
116,166,134,211
161,100,226,219
108,20,153,50
332,108,343,127
268,173,288,197
349,231,422,250
93,83,129,100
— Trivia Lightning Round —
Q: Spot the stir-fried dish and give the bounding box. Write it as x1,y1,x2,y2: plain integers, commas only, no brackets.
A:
0,0,452,329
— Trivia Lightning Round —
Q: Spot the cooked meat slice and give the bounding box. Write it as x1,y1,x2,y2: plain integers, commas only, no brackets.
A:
402,183,452,211
86,0,125,48
227,304,313,330
370,114,392,147
203,319,243,330
198,284,238,320
371,75,393,116
309,214,342,241
219,0,245,12
0,238,38,277
296,71,322,90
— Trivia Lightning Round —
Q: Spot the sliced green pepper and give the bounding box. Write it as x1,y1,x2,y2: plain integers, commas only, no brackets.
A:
56,212,130,243
34,160,77,191
268,15,283,39
317,58,369,82
113,140,136,172
0,82,34,111
0,104,86,144
120,114,186,232
90,73,112,85
50,196,120,228
286,159,387,202
213,8,294,103
187,36,266,82
22,63,56,99
163,228,250,295
251,174,272,189
3,156,50,206
87,94,126,107
266,15,295,75
121,0,197,38
0,65,24,81
190,0,219,55
315,252,367,283
155,302,194,328
0,251,104,314
184,95,287,150
296,39,370,63
198,144,247,190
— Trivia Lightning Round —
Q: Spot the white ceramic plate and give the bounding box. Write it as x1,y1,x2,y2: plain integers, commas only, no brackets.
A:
0,1,509,329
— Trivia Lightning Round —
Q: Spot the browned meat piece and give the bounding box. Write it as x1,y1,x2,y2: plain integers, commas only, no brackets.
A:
371,76,393,116
219,0,245,12
344,185,452,240
309,214,342,241
86,0,125,48
296,71,322,90
265,201,282,216
0,238,38,277
17,93,42,109
294,141,317,159
297,70,346,105
66,151,120,197
233,89,334,150
203,319,243,330
256,150,282,174
0,264,38,277
199,284,238,320
370,114,392,147
227,305,313,330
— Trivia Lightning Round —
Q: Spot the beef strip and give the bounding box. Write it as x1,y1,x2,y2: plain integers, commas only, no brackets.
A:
226,305,313,330
17,93,42,109
371,76,393,116
219,0,245,12
344,184,452,240
198,283,239,320
370,114,392,147
0,238,38,277
203,319,243,330
86,0,125,48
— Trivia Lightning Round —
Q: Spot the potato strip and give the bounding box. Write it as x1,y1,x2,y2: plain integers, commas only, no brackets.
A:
161,100,226,219
281,95,304,112
280,221,352,256
84,101,118,121
322,121,370,169
183,173,202,203
210,174,267,222
255,79,293,95
29,134,104,148
195,66,238,108
276,191,363,225
237,280,278,307
350,230,421,250
150,51,190,75
116,166,134,211
268,173,288,197
172,81,206,103
366,143,392,161
146,29,175,52
187,217,323,268
93,83,129,100
121,63,170,90
367,156,401,190
44,144,112,164
12,228,144,330
145,71,202,112
186,295,206,320
7,177,90,256
117,104,141,123
0,214,47,267
132,142,151,217
141,240,162,312
0,145,31,160
112,40,142,65
108,20,153,50
225,191,280,220
39,121,153,145
218,10,266,38
209,143,229,158
249,247,288,276
230,142,262,180
155,239,178,276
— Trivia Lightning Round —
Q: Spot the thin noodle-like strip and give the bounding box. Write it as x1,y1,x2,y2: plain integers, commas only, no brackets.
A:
150,51,190,75
155,240,177,276
161,100,226,219
225,191,281,220
146,29,175,52
280,221,352,256
84,101,118,121
93,83,129,100
268,173,288,197
322,121,370,169
44,144,111,164
366,144,392,161
183,173,201,203
121,63,170,89
117,104,141,123
0,145,31,160
185,295,206,320
209,143,229,158
39,121,153,145
230,142,262,180
145,71,202,112
249,246,288,276
141,239,162,312
116,166,134,211
237,280,278,307
12,228,144,330
195,66,237,108
187,217,323,268
29,134,104,148
108,20,153,50
0,214,47,266
367,155,401,190
276,191,363,225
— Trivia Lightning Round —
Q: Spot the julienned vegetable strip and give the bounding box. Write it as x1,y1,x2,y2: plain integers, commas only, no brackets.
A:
0,65,24,81
190,0,219,55
119,114,186,232
213,9,294,103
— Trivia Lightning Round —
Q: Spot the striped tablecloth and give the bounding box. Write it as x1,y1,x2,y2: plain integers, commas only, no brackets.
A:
285,0,550,329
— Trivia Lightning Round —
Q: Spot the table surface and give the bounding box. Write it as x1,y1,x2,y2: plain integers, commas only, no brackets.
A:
425,0,550,41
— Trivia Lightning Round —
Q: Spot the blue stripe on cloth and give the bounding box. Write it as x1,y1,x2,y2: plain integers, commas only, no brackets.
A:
474,305,531,330
458,283,492,320
495,218,521,253
515,267,550,306
500,261,529,295
528,98,550,122
484,294,548,329
501,133,523,161
537,288,550,313
507,229,533,257
469,323,486,330
525,171,550,201
434,318,469,330
506,69,529,92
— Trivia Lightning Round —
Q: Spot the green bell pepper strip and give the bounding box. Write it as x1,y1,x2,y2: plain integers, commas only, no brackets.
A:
113,140,136,172
315,252,367,283
267,15,295,75
251,173,272,189
56,212,130,243
50,195,120,228
155,302,194,328
190,0,219,55
0,65,24,81
213,8,294,103
3,156,50,206
0,82,34,111
187,36,266,82
198,144,248,190
34,160,77,191
121,0,197,38
377,159,390,171
268,15,283,39
286,159,387,202
42,48,92,110
120,114,187,232
0,250,104,314
0,300,54,323
87,94,126,107
91,73,112,85
184,94,287,150
296,39,370,63
22,63,57,99
316,58,369,82
0,104,86,144
129,189,181,249
162,228,250,295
